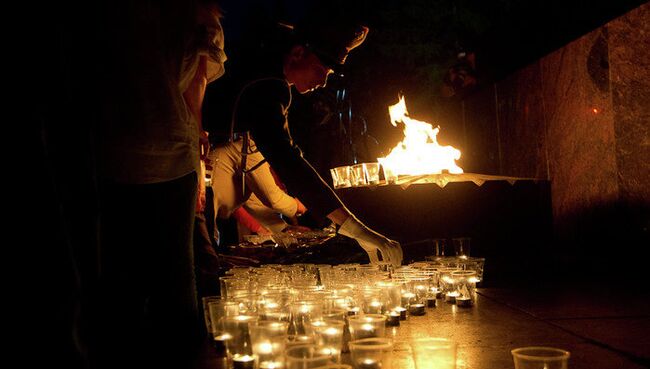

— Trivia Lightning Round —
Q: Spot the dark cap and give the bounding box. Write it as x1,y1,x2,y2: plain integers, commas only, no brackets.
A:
293,21,369,69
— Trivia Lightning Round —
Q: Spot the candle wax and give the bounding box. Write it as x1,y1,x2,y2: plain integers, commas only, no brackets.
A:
409,304,426,316
358,359,382,369
386,313,400,326
233,355,256,369
426,298,437,308
394,307,407,320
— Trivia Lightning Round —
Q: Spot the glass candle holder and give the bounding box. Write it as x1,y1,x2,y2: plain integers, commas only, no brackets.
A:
202,296,221,338
511,347,570,369
386,311,400,327
432,238,448,257
462,257,486,284
364,163,381,185
452,237,471,259
208,299,240,338
258,294,290,322
349,338,393,369
377,282,401,312
451,270,478,307
379,161,397,184
310,320,345,363
410,277,430,303
400,292,417,309
333,166,352,189
289,301,323,335
286,344,335,369
232,354,256,369
438,268,461,297
361,289,386,315
412,337,458,369
330,168,340,189
286,334,316,349
222,315,258,357
250,321,288,368
408,302,426,316
350,164,368,187
323,308,347,322
347,314,386,340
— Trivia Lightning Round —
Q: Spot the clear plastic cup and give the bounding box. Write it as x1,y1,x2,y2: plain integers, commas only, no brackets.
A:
348,338,393,369
412,337,458,369
511,347,570,369
364,163,381,185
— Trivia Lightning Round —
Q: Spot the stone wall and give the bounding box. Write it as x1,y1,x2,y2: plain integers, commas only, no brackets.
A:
460,3,649,273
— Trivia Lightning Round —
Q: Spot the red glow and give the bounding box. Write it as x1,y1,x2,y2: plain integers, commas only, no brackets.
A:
592,108,599,114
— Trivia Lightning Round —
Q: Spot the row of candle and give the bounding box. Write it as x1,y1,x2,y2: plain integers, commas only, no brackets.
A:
204,260,482,368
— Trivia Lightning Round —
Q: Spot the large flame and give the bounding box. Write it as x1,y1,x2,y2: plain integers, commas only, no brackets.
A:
378,96,463,176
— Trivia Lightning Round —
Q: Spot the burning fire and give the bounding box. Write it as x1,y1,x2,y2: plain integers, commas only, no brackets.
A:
378,96,463,176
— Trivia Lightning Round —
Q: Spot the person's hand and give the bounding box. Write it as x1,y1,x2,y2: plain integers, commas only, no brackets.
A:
338,215,403,266
294,198,307,216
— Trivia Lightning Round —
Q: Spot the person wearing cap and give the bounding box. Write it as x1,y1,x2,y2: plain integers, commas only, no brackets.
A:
224,17,403,265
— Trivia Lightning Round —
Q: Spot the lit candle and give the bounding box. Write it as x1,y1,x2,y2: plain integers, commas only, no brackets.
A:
445,291,459,304
426,296,437,307
357,358,382,369
233,354,256,369
456,297,473,308
368,301,383,314
259,361,282,369
358,323,376,339
256,342,273,355
386,311,400,326
213,333,231,356
409,303,426,316
401,292,416,307
394,307,407,320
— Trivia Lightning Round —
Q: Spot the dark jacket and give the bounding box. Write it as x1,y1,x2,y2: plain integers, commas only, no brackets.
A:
232,76,343,219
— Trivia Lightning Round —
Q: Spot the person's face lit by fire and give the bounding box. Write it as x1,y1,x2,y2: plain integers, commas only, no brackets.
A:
284,45,334,94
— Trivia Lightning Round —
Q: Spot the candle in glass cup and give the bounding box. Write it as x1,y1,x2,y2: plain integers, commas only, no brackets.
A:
456,297,473,307
445,291,459,304
394,307,407,320
409,303,426,316
426,297,437,308
348,315,386,340
349,338,393,369
386,311,400,327
259,361,283,369
358,358,381,369
212,333,231,356
367,301,383,314
401,292,416,308
232,354,256,369
312,320,345,363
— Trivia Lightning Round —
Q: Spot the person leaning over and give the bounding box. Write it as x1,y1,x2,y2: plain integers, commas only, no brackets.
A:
227,14,402,265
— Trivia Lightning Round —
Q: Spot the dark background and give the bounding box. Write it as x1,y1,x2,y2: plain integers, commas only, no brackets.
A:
206,0,647,168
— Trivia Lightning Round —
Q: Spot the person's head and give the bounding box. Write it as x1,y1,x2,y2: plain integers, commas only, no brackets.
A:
283,22,369,94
